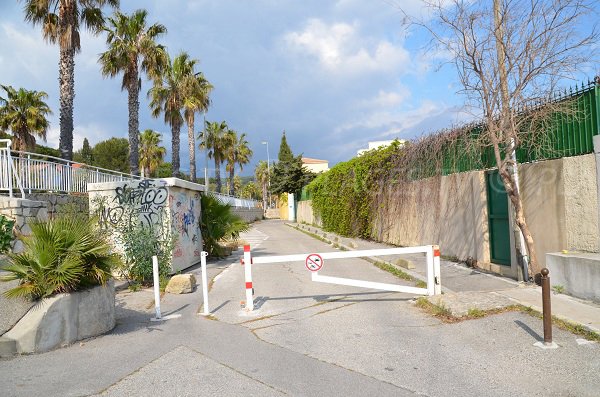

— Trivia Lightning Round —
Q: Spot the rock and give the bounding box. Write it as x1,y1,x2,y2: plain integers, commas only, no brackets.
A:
394,258,416,270
165,274,196,294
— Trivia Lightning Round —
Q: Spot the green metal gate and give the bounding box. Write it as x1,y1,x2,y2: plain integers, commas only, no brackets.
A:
486,170,511,265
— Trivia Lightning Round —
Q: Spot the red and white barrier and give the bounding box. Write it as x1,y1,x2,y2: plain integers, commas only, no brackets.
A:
240,244,442,312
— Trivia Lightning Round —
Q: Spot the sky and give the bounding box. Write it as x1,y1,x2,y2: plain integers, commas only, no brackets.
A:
0,0,590,177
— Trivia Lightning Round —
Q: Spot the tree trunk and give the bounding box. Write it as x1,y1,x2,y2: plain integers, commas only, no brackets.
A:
214,158,221,193
188,114,196,182
171,123,181,177
127,80,140,176
229,166,235,196
493,0,538,280
58,42,75,161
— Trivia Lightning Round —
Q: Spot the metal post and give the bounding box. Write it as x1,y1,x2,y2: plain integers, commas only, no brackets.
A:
433,245,442,295
152,255,162,320
200,251,210,316
541,268,552,344
243,245,254,311
261,141,271,208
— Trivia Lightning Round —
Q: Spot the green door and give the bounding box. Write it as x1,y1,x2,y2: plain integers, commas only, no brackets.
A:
486,170,511,265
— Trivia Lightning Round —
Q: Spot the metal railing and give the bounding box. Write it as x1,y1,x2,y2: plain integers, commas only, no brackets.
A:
0,139,141,197
0,139,260,208
211,191,258,209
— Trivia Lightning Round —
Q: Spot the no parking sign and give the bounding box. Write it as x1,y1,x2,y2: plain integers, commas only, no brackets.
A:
305,253,324,272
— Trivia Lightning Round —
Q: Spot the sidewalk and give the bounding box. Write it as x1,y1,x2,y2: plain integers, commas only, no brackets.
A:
288,222,600,334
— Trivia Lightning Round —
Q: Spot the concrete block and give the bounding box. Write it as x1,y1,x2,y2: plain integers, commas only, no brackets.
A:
20,200,45,208
394,258,416,270
165,274,196,294
547,252,600,303
0,337,16,357
4,281,116,354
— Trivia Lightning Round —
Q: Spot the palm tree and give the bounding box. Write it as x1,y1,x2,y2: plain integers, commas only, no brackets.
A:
0,85,52,152
99,9,167,176
179,58,213,182
200,120,228,193
139,129,166,177
254,160,269,211
225,131,253,196
148,52,194,177
22,0,119,161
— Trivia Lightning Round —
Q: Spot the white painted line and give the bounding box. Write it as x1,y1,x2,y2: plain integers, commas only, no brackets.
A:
252,246,431,264
150,314,182,322
312,272,428,295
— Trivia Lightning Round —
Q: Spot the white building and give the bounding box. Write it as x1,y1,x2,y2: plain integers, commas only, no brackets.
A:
302,157,329,173
357,139,405,156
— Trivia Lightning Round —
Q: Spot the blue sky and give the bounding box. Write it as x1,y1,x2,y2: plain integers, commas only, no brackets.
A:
0,1,507,176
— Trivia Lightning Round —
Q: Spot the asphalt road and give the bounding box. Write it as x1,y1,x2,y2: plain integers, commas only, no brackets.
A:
0,220,598,396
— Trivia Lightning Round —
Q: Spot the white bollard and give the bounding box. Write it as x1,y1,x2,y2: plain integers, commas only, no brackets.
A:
200,251,210,316
243,245,254,311
426,246,435,296
433,245,442,295
152,255,161,320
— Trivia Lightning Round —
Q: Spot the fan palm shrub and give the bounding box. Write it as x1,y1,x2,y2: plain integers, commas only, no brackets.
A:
0,216,121,300
200,194,249,257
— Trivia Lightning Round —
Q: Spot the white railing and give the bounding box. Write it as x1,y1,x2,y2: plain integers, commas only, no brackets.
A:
211,191,259,209
0,139,140,197
0,139,260,208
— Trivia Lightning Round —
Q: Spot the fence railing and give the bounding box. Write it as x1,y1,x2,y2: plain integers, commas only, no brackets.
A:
210,191,259,209
0,140,260,208
0,139,141,198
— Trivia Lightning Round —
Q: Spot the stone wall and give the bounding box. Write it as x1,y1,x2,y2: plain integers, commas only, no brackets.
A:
0,197,48,253
27,193,88,219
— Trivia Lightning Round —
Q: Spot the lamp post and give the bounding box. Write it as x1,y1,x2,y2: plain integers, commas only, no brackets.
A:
203,114,209,191
261,141,271,208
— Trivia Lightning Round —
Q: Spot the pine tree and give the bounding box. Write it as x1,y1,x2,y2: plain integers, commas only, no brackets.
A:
81,138,93,164
278,131,293,162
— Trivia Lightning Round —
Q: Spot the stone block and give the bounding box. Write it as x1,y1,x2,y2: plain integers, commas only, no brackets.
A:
15,216,25,228
20,200,45,208
22,207,35,217
12,240,24,253
165,274,196,294
20,224,32,236
11,208,22,216
0,337,17,357
36,208,49,222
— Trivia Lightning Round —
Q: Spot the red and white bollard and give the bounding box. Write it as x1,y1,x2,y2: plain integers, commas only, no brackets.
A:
426,245,442,296
243,245,254,311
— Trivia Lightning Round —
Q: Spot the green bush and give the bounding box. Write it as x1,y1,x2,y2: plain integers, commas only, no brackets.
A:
308,142,399,238
0,215,120,300
201,194,249,257
117,223,173,284
0,215,15,253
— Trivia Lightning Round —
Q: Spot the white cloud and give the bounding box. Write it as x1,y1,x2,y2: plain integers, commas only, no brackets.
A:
45,122,112,151
283,18,411,75
360,88,410,108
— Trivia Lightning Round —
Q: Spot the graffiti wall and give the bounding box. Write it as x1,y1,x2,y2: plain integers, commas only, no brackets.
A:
88,178,204,272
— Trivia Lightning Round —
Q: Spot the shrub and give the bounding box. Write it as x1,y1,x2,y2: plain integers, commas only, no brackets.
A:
0,215,15,253
201,194,249,257
0,215,121,300
117,223,173,284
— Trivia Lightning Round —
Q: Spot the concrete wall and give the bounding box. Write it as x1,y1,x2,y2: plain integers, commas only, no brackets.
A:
4,281,115,354
300,153,598,279
231,207,263,223
547,252,600,302
297,200,322,227
88,178,204,273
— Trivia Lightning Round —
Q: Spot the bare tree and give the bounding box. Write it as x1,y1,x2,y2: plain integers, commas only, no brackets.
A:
407,0,598,279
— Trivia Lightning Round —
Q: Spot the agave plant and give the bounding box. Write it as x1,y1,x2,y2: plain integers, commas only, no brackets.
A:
200,194,250,257
0,216,121,300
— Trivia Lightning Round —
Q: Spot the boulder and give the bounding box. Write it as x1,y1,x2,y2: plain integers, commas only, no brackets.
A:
165,274,196,294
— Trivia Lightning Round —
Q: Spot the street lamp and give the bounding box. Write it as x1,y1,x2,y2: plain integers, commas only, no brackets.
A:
261,141,271,208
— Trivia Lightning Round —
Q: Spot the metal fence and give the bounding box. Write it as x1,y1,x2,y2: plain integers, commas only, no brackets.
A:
0,139,140,198
210,192,258,209
0,139,259,208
